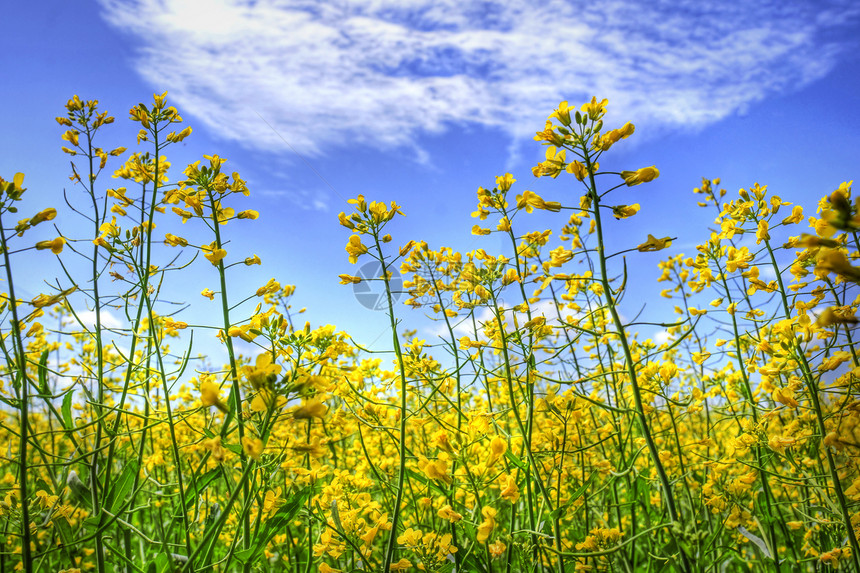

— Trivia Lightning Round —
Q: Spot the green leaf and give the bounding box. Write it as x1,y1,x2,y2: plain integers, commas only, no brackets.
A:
738,526,772,559
105,460,139,515
146,552,171,573
61,390,74,431
405,468,447,496
54,516,74,550
184,468,221,511
550,473,595,520
37,349,49,395
224,442,242,456
504,450,528,471
457,548,489,573
234,488,310,565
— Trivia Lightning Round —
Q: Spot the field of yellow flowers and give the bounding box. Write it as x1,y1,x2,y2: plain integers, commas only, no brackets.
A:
1,93,858,573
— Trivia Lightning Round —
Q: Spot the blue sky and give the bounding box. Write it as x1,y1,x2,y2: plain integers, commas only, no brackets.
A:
2,0,860,361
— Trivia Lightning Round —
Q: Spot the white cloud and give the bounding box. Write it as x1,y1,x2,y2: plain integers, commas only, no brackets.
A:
63,309,123,331
653,329,672,346
99,0,856,160
261,187,333,210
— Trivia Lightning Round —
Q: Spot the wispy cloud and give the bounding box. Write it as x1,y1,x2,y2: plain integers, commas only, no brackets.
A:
99,0,857,160
257,187,332,211
63,309,123,331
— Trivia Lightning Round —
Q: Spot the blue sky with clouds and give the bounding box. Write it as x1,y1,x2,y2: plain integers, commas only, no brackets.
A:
2,0,860,357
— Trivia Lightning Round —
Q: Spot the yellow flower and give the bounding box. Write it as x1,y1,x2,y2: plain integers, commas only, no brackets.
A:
30,208,57,226
388,559,411,571
489,540,506,558
725,246,753,273
347,194,367,212
250,390,278,413
35,237,65,254
345,235,368,264
397,527,423,547
487,435,507,467
432,430,456,454
523,316,547,330
337,211,355,229
594,122,635,151
200,380,229,413
535,146,567,179
549,101,574,126
476,506,497,543
61,129,80,147
166,126,192,143
819,549,844,568
781,205,804,225
437,505,463,523
816,249,860,282
368,201,390,224
772,385,799,408
473,284,491,300
566,160,588,181
580,97,608,120
25,322,43,338
202,242,227,265
201,288,215,300
30,286,77,309
620,166,659,186
816,306,859,327
417,454,452,484
534,120,565,145
637,234,672,252
212,202,234,224
243,353,281,391
162,317,187,333
612,204,640,219
256,278,281,297
500,474,520,503
548,246,573,267
495,173,516,191
755,219,770,244
339,274,362,284
293,398,327,419
242,436,264,461
237,209,258,219
785,233,838,249
516,190,547,213
768,436,796,452
164,233,188,247
230,325,257,342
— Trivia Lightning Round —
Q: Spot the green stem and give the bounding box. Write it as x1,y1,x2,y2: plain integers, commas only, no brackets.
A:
0,213,33,573
580,143,693,573
375,235,410,573
205,184,252,568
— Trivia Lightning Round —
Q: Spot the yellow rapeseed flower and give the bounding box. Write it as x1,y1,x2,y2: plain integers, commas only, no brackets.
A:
242,436,264,461
35,237,65,254
620,166,659,186
200,380,228,413
345,235,368,264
